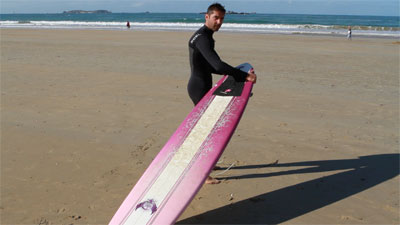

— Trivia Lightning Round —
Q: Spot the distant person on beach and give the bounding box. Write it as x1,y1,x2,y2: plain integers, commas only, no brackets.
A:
126,21,130,29
347,26,352,40
187,3,257,184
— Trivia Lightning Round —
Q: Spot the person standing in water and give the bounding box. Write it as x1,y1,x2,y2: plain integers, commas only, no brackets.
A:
347,26,352,40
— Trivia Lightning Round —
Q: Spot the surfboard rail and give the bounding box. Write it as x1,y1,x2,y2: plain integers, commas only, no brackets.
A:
109,63,254,225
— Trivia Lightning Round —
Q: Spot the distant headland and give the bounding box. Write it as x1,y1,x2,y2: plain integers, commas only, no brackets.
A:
63,10,111,14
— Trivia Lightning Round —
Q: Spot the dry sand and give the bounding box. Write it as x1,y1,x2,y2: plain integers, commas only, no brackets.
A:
1,28,399,224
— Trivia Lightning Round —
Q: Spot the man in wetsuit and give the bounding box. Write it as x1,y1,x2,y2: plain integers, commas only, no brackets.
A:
188,3,257,184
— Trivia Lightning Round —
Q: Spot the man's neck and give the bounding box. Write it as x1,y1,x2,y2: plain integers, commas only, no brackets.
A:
203,24,214,34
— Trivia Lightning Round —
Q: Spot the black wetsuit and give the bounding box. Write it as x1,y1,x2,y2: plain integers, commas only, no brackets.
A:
188,25,248,105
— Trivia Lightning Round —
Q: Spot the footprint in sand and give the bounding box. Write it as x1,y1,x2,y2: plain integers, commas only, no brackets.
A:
131,136,157,158
36,217,50,225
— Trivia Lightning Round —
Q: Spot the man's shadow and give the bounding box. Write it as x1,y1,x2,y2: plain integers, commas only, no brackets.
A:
177,154,399,224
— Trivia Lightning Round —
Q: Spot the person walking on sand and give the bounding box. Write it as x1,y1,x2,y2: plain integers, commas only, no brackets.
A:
347,26,352,40
187,3,257,184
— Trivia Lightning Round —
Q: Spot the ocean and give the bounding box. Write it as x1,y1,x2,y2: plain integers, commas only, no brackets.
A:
1,13,399,38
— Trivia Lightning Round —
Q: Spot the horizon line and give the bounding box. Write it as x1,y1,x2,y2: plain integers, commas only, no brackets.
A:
0,11,399,17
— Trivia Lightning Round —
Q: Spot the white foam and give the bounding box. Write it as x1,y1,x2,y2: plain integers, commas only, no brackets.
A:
1,20,399,37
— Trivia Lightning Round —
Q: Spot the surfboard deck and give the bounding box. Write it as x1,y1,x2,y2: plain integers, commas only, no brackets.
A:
109,63,254,225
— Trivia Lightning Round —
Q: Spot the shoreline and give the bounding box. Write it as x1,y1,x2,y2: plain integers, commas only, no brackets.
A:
1,27,399,40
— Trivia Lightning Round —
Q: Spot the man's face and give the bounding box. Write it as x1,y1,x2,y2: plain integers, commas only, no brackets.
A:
205,10,225,32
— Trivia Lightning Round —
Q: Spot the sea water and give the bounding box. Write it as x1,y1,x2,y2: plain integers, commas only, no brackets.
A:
1,13,399,38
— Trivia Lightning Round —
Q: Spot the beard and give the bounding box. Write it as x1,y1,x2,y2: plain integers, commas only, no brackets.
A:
213,24,222,31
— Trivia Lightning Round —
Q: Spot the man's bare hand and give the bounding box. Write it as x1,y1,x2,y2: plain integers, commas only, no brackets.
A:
246,71,257,83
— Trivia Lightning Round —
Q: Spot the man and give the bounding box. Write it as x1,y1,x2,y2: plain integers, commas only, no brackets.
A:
347,26,352,40
188,3,257,184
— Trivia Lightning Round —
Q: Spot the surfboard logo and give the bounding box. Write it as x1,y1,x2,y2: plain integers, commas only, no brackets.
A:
135,199,158,215
221,88,232,94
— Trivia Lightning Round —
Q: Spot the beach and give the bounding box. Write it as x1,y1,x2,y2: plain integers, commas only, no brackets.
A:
1,28,399,224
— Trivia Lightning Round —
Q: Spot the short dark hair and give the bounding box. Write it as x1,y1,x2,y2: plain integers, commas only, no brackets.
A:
207,3,226,15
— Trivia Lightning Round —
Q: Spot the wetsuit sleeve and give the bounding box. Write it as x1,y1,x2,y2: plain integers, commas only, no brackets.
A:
195,35,248,82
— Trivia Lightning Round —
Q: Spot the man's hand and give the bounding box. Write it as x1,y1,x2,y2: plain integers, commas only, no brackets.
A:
246,70,257,83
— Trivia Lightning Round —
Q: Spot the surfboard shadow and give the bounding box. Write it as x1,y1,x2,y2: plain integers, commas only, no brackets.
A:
177,154,399,224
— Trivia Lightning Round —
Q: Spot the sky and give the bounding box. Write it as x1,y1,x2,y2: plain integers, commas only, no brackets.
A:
0,0,399,16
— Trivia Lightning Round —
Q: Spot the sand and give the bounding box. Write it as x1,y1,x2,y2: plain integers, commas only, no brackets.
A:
1,28,399,224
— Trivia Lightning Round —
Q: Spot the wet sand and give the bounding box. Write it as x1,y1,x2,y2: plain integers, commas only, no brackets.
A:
1,28,399,224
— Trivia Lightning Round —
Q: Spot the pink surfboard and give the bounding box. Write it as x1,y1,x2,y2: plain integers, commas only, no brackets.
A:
109,63,254,225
